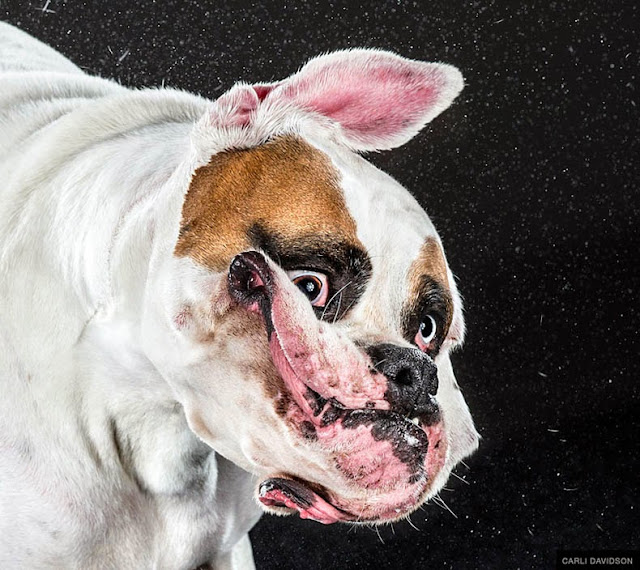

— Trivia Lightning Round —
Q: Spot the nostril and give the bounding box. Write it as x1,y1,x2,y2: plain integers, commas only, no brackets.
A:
394,367,415,386
228,252,271,305
247,271,264,290
230,258,264,292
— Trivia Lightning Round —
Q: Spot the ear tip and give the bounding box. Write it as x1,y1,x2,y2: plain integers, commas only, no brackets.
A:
433,62,465,95
311,49,466,98
413,62,464,115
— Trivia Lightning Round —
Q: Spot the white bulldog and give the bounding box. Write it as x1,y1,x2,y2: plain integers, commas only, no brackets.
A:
0,22,478,569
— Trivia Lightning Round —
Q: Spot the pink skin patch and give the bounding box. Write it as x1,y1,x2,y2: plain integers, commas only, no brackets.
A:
279,61,440,145
268,285,390,413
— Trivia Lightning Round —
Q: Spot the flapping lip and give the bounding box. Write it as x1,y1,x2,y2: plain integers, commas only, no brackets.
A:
228,251,447,523
258,477,352,524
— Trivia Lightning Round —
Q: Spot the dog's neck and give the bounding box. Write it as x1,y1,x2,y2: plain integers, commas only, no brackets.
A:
2,121,182,359
0,103,262,561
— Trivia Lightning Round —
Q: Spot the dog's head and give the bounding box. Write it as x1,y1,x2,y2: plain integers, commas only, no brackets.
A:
142,49,478,524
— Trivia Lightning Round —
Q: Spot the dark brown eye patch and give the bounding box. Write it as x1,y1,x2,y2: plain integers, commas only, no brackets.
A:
402,275,454,354
248,223,372,322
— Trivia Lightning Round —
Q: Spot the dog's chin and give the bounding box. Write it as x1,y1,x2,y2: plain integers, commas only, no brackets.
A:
256,472,445,525
255,401,449,525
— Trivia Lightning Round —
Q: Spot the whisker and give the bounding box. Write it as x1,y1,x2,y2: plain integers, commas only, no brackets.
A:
321,281,352,320
373,358,389,369
337,296,360,319
353,500,368,525
406,514,420,531
332,290,343,324
433,494,458,519
450,471,470,485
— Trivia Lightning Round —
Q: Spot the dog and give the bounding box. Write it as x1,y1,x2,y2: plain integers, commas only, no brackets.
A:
0,22,478,569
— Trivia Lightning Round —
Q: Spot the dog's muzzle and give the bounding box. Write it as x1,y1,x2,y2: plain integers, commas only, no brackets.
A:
225,250,447,523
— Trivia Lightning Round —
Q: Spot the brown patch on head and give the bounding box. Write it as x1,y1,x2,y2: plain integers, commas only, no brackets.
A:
410,238,450,290
402,237,454,346
175,135,360,271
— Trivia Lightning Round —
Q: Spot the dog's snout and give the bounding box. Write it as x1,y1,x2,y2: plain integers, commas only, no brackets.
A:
366,343,439,421
228,251,272,305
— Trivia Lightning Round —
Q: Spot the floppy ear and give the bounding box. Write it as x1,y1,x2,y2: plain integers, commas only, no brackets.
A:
263,49,464,151
208,49,463,151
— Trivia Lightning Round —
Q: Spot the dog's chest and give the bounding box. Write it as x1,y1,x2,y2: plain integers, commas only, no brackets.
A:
19,456,256,568
0,386,260,569
83,419,261,568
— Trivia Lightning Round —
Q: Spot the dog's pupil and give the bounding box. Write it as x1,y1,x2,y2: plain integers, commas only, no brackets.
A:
420,318,433,336
298,278,318,299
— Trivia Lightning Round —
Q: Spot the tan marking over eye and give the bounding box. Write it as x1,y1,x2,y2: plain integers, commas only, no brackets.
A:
406,237,454,334
174,135,361,271
409,238,450,290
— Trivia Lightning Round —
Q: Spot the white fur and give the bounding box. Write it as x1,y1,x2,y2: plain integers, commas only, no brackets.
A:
0,22,477,569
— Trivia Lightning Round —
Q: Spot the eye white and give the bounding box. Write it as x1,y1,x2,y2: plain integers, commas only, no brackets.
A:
419,314,437,344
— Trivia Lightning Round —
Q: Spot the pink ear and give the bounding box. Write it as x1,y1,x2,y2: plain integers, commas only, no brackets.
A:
266,49,464,151
207,82,280,128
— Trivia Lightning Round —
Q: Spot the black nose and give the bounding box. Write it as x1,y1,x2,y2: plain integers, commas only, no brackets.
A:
366,343,439,421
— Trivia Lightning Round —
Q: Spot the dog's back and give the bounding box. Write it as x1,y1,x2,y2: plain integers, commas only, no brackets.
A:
0,21,83,74
0,22,123,160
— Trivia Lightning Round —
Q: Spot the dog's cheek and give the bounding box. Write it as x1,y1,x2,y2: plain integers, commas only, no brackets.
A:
165,275,324,472
434,354,479,467
179,317,297,468
210,311,289,400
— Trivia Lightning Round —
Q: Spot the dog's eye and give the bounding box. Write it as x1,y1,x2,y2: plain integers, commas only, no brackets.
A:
414,314,437,351
287,270,329,307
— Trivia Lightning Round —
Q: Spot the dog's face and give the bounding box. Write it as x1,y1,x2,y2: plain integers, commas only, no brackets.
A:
141,49,478,524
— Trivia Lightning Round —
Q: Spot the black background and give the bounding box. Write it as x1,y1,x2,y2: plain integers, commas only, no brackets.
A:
3,1,638,568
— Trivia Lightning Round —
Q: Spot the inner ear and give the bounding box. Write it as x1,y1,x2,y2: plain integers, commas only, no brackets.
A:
253,83,279,101
261,49,464,151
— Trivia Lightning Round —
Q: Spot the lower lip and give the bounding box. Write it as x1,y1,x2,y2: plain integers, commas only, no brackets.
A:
265,407,447,522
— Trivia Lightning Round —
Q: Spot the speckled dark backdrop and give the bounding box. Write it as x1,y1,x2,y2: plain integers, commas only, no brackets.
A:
2,1,638,568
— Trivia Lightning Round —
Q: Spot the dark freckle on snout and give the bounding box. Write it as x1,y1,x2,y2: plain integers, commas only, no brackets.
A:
320,404,343,427
275,393,291,416
343,411,428,475
300,421,317,441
